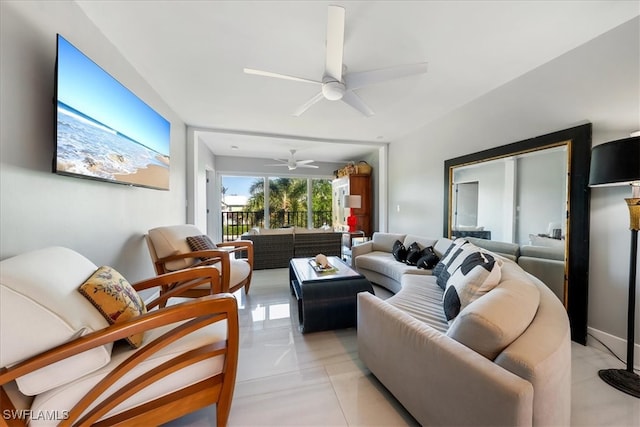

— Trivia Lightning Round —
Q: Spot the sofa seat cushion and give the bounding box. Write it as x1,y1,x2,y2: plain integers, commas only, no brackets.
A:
0,247,113,396
356,252,431,283
215,259,251,288
446,260,540,360
30,320,227,426
388,275,449,333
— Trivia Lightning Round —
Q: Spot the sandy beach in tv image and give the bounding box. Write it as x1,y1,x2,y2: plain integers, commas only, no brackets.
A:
56,103,170,190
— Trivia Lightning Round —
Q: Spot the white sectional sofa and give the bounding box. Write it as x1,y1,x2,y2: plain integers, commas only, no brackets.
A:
351,233,453,293
354,233,566,302
354,233,571,426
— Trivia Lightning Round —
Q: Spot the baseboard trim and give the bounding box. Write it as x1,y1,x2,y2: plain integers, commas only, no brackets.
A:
587,327,640,372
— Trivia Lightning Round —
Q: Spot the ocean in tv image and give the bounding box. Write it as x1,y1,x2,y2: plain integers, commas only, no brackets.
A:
55,35,171,190
56,102,170,188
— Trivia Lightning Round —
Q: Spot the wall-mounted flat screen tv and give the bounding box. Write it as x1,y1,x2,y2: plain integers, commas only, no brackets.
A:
54,34,171,190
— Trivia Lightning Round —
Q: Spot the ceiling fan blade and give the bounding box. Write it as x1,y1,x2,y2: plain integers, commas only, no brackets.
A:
297,164,319,169
293,92,325,117
264,163,289,167
244,68,321,85
325,5,345,82
341,91,375,117
296,160,315,165
345,62,428,90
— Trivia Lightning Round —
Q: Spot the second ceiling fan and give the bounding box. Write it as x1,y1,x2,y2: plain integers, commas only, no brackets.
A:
244,5,428,117
265,149,319,170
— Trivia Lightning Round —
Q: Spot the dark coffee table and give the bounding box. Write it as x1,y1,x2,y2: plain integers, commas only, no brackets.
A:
289,256,374,333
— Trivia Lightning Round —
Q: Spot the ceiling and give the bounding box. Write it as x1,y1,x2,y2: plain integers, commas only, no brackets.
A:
75,1,639,163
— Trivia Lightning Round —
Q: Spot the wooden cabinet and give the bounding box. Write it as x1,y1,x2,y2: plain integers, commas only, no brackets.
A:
332,174,372,236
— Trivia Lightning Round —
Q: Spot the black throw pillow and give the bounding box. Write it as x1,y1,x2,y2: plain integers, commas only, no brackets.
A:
405,242,423,266
392,240,408,263
416,246,440,269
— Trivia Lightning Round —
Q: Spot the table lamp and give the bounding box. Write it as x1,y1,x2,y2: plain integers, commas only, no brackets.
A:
588,135,640,398
344,195,361,232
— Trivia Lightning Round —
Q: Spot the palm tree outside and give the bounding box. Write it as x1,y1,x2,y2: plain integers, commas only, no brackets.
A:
222,176,333,239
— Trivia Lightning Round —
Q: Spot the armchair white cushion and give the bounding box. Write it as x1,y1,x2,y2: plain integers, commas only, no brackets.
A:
0,247,112,395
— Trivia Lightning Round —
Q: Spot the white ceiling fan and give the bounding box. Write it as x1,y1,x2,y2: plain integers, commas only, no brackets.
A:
265,149,319,170
244,5,428,117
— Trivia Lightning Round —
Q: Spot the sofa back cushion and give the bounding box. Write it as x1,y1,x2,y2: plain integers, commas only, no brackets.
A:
446,260,540,360
260,227,295,235
465,237,520,261
519,245,564,261
372,232,407,252
401,235,438,252
293,227,331,234
433,237,454,257
0,247,113,395
148,224,203,271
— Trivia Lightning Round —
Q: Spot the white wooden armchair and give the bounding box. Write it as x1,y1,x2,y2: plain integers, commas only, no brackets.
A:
146,224,254,297
0,247,239,427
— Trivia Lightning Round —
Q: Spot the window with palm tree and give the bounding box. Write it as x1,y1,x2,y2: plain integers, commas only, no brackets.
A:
221,175,333,241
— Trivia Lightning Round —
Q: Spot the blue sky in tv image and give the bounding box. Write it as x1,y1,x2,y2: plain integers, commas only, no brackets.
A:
56,35,170,156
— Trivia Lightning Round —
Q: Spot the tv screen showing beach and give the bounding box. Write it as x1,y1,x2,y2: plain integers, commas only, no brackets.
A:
55,35,171,190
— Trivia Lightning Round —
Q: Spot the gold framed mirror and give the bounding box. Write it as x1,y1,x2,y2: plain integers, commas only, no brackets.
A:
443,124,591,344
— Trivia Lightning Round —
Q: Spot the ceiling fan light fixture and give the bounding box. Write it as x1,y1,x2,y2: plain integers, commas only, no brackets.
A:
322,80,345,100
245,5,427,116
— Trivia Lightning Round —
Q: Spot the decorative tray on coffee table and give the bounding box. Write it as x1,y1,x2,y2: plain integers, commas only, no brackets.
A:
308,259,338,274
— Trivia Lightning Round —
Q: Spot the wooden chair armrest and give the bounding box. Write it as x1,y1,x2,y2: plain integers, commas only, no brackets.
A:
217,241,254,265
156,251,224,264
133,266,222,309
217,240,253,249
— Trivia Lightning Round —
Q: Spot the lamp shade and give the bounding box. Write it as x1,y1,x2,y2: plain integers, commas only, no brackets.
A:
589,136,640,187
343,195,362,209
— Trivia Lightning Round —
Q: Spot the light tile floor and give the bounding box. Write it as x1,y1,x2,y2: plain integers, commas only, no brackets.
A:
164,268,639,427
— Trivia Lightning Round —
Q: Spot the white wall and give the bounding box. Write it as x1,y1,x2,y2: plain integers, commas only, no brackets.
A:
0,1,187,282
389,17,640,355
454,163,507,241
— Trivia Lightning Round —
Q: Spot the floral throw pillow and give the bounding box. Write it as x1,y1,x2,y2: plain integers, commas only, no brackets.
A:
78,266,147,348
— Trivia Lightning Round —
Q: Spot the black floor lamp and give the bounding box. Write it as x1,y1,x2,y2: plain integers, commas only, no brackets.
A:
588,135,640,398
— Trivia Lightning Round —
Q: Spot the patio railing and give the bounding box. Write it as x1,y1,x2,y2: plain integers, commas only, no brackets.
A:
221,210,332,241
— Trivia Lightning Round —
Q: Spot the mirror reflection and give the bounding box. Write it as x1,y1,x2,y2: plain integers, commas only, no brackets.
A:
447,142,571,310
451,145,568,246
